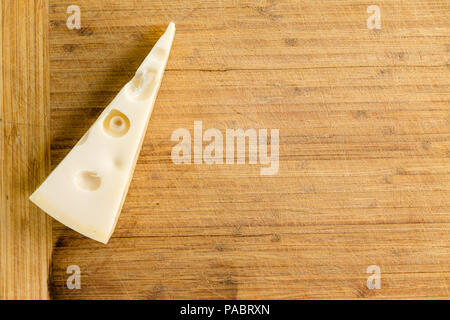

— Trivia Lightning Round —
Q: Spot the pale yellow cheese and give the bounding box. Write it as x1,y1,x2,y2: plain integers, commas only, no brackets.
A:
30,23,176,243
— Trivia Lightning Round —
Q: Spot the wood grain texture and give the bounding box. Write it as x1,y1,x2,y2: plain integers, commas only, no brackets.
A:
0,0,52,299
48,0,449,299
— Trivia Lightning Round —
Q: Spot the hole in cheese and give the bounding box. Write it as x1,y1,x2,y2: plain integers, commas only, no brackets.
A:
75,171,101,191
128,67,157,100
103,109,130,138
111,116,125,130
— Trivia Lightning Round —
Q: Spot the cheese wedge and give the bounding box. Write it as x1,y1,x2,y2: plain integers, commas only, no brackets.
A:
30,22,176,244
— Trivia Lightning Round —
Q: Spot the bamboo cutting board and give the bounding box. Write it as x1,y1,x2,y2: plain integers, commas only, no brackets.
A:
2,0,449,299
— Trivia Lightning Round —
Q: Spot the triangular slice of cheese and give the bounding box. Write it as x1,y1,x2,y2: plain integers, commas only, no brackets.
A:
30,22,176,244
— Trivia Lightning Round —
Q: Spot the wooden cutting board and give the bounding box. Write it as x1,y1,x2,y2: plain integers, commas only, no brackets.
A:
1,0,52,299
1,0,449,299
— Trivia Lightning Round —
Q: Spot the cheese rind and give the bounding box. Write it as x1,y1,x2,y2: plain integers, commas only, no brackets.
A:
29,22,176,244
